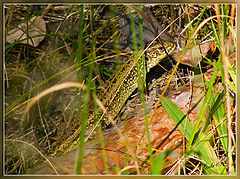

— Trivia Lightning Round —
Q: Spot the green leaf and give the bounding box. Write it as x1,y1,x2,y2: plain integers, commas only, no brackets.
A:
161,96,227,174
109,165,131,175
161,97,193,140
151,151,167,175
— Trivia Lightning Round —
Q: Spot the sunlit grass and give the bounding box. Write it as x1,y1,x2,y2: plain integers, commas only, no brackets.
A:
4,4,235,175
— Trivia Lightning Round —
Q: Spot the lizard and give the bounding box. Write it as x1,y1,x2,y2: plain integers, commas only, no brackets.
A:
53,39,176,157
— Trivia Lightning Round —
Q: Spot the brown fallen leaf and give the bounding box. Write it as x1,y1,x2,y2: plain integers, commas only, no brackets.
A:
173,41,216,67
6,16,46,47
29,84,205,175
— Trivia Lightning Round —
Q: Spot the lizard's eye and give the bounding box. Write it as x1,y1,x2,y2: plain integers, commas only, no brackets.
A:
159,46,164,51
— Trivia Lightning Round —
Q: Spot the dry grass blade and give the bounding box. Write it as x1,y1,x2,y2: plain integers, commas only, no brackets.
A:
6,139,59,175
214,4,235,175
192,15,234,38
5,4,235,175
21,82,86,128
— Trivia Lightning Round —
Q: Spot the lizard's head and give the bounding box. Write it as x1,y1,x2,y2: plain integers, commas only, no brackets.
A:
146,39,176,72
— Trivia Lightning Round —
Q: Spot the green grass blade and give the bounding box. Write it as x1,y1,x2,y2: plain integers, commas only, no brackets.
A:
75,20,96,174
75,62,92,174
151,152,167,175
161,96,226,174
212,98,228,152
128,5,154,171
161,97,194,139
76,5,85,82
